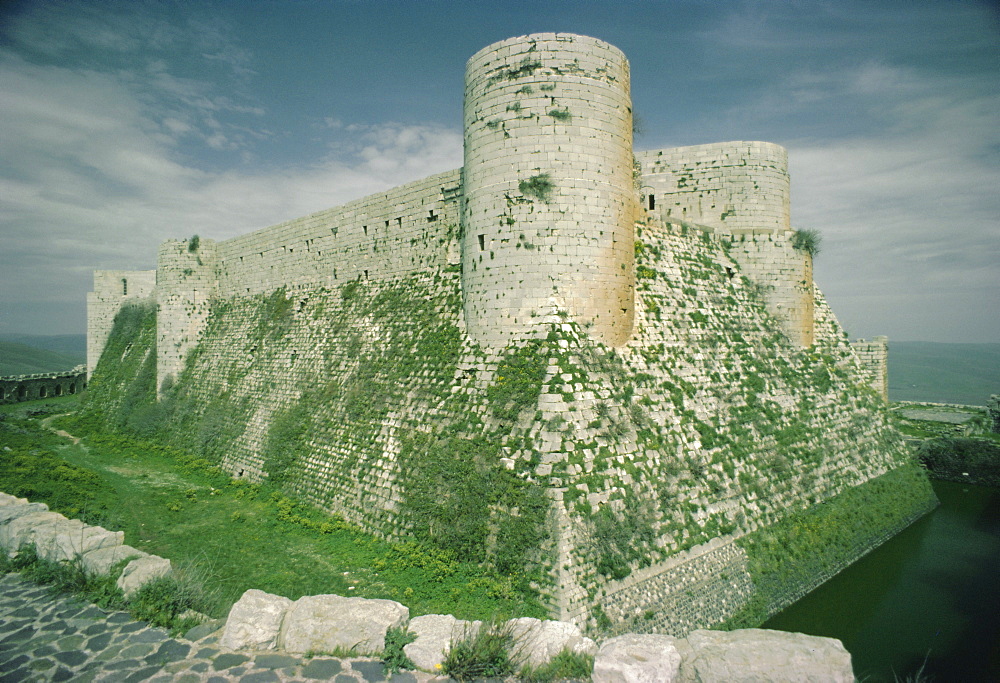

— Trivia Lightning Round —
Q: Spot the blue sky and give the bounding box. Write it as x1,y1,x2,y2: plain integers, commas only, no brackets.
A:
1,0,997,343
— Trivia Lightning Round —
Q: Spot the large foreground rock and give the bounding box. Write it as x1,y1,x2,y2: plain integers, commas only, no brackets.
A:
0,510,70,554
403,614,482,671
220,589,293,650
678,629,854,682
79,544,147,576
281,594,409,655
507,617,598,668
116,555,172,597
35,524,124,563
593,633,682,683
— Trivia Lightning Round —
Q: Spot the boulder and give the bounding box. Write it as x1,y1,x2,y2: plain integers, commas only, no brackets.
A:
220,589,293,651
35,524,123,563
116,555,172,597
281,594,409,655
0,502,51,524
403,614,482,671
0,510,69,554
80,544,147,576
593,633,682,683
507,617,598,668
0,493,29,507
678,629,854,683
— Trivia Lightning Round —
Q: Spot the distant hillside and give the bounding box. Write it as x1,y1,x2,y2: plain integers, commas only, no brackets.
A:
888,341,1000,406
0,334,86,376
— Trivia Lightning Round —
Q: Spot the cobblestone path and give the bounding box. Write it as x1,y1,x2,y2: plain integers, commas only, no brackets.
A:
0,574,441,682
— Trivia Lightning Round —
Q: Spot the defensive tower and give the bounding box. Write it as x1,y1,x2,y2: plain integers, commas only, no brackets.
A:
462,33,637,347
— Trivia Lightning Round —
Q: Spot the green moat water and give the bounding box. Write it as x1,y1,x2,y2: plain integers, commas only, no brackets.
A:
764,479,1000,681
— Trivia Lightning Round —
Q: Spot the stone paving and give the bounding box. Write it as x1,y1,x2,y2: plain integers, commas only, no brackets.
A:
0,574,447,682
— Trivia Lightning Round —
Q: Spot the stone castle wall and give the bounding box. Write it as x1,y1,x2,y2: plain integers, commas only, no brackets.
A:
463,34,636,347
851,336,889,402
84,33,928,635
86,270,156,379
0,367,87,404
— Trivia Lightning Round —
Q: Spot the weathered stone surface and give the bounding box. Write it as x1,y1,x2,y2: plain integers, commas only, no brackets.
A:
507,617,597,668
219,589,293,651
402,614,459,672
280,594,409,655
79,544,147,576
116,555,171,597
401,614,482,672
0,510,69,553
0,501,49,527
593,633,682,683
0,493,29,507
35,524,124,563
678,628,854,683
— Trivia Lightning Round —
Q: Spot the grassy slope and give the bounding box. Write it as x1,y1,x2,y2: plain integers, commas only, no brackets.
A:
0,397,546,621
0,335,85,375
888,342,1000,406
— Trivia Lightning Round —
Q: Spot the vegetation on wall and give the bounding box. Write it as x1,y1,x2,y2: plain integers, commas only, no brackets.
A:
790,228,821,257
723,463,936,629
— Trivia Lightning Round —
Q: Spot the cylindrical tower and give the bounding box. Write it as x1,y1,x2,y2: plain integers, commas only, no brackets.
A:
462,33,636,347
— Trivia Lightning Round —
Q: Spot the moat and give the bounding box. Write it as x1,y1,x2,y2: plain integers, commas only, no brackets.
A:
765,479,1000,681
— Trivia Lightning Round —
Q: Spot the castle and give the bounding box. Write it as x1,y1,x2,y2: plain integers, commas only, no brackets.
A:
86,34,931,633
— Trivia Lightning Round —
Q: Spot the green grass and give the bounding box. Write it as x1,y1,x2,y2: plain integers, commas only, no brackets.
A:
0,339,84,375
0,398,546,622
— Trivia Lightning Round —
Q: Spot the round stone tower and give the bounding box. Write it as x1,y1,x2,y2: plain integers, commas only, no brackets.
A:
462,33,636,347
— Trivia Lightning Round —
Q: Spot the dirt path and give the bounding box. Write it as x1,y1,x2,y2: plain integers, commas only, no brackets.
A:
40,412,83,445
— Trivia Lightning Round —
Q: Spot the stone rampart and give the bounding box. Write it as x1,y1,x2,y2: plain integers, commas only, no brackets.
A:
850,336,889,402
463,33,636,347
0,366,87,404
83,33,928,637
86,270,156,379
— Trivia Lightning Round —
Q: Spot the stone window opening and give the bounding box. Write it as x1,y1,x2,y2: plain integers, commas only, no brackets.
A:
395,217,402,228
122,278,128,295
648,195,655,210
39,386,47,398
384,220,390,229
478,234,486,251
363,225,368,235
364,269,369,280
428,210,438,222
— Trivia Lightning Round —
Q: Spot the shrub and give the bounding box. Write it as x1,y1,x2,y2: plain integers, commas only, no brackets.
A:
442,620,520,681
188,234,200,252
382,626,416,673
519,174,554,203
790,228,821,257
520,648,594,682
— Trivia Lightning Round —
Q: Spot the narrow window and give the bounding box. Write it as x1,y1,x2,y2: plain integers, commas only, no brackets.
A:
427,210,438,222
122,278,128,295
384,220,389,229
395,217,402,227
364,269,369,279
363,225,367,235
478,234,486,251
648,195,655,210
